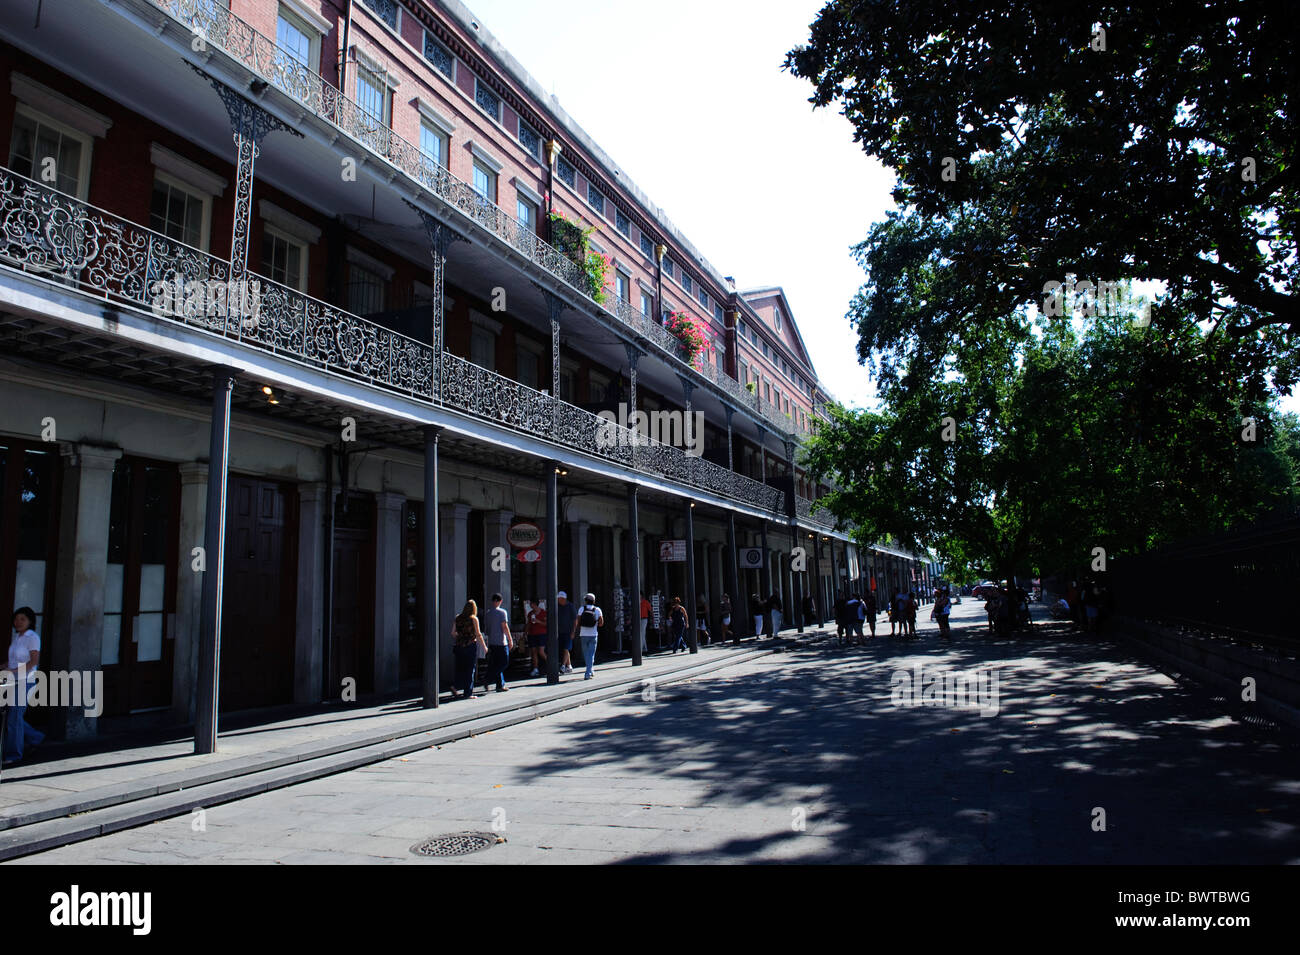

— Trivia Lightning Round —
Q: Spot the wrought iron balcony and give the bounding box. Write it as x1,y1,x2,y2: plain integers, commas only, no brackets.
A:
796,495,838,532
145,0,799,438
0,166,784,515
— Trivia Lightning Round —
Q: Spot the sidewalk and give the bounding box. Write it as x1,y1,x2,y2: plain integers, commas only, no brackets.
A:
0,628,832,860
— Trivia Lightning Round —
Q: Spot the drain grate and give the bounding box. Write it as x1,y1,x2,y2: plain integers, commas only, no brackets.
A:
410,832,499,857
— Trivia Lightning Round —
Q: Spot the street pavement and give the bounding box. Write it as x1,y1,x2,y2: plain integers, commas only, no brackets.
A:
12,600,1299,864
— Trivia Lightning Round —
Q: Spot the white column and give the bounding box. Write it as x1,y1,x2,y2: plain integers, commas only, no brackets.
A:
483,509,515,624
172,463,208,723
440,503,471,678
373,491,405,696
293,482,327,705
51,444,122,739
572,520,590,599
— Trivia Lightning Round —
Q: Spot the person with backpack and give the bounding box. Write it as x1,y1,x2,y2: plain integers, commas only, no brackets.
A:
452,600,489,700
668,597,689,653
571,593,604,679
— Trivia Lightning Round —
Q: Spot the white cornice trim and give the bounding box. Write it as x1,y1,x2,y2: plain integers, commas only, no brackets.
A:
414,97,456,134
11,72,112,138
468,142,504,173
511,178,543,205
258,200,322,244
149,143,227,197
280,0,333,34
346,245,395,280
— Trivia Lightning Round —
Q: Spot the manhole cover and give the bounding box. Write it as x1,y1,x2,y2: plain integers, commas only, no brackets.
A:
410,832,499,857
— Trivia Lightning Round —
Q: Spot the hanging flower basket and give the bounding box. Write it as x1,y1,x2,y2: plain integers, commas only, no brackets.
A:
664,310,707,365
548,211,608,303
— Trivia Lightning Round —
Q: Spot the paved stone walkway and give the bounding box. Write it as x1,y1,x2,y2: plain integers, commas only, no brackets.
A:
10,602,1298,864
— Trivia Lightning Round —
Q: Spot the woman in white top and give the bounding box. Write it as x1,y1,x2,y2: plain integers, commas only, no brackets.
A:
3,607,46,764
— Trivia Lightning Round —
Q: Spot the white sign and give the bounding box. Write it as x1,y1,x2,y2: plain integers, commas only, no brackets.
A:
659,540,687,562
738,547,763,569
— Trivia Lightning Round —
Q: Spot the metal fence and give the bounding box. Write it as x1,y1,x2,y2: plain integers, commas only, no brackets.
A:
1111,508,1300,647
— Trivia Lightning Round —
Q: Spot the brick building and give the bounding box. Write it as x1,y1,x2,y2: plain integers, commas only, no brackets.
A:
0,0,929,742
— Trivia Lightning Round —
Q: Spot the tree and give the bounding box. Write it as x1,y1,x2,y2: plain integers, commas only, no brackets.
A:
786,1,1299,341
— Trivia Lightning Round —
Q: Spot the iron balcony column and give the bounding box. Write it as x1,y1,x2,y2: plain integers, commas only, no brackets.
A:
726,512,740,643
422,426,442,707
685,501,698,653
194,365,239,755
411,207,467,401
628,485,643,666
811,532,823,625
546,462,561,685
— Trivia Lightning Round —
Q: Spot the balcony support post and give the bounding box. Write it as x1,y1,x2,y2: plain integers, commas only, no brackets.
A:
724,406,735,471
422,425,442,707
627,485,643,667
193,68,301,288
194,364,239,755
546,462,561,685
410,204,467,401
726,512,741,642
685,501,698,653
811,532,823,626
830,537,841,612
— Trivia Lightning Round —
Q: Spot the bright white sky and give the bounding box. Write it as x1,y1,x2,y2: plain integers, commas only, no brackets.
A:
462,0,1298,418
462,0,895,411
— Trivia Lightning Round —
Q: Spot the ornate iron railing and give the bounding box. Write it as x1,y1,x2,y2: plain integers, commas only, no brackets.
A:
148,0,798,436
0,166,432,397
796,495,838,531
441,352,784,512
0,165,782,511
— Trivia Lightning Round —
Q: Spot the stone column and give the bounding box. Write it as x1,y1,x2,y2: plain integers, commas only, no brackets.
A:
483,509,515,626
50,444,121,740
439,503,471,676
373,491,405,696
293,482,327,706
611,525,624,651
172,462,208,724
572,520,590,600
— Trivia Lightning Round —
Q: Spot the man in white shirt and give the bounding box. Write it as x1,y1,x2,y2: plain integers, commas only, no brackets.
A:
571,593,604,680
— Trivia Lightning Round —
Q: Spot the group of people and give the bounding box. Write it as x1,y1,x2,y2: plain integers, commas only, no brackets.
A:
828,586,954,644
451,591,605,699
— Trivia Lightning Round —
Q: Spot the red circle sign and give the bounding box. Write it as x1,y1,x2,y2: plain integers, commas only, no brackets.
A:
517,548,541,563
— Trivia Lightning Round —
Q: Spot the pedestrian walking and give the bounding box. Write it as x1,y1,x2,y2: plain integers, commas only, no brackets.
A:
639,591,651,654
572,593,604,679
668,597,689,653
696,595,711,645
452,600,488,700
906,591,918,637
932,588,952,640
483,593,513,692
555,591,575,673
3,607,46,765
526,598,547,676
863,590,877,639
767,593,783,636
803,594,817,628
834,593,848,643
720,593,733,643
750,594,765,640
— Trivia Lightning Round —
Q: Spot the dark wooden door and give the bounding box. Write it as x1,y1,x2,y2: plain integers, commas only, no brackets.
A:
220,477,294,711
332,493,374,697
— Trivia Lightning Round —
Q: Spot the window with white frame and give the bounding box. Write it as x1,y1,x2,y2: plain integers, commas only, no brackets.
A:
356,66,389,125
663,259,674,279
587,183,605,217
640,233,653,259
615,269,630,302
616,209,630,236
640,290,653,316
516,195,538,232
681,272,692,295
420,119,449,168
9,107,93,199
472,159,497,202
261,225,307,290
556,154,576,188
275,5,317,70
150,173,210,250
699,288,709,308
